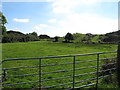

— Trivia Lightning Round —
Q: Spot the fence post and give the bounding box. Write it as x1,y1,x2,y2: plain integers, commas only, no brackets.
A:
39,59,41,89
96,54,99,90
73,56,75,90
117,42,120,88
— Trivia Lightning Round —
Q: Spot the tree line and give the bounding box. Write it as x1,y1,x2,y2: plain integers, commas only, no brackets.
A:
1,12,119,44
0,12,51,43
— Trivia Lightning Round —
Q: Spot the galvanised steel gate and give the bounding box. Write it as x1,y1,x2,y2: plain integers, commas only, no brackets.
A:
1,51,117,89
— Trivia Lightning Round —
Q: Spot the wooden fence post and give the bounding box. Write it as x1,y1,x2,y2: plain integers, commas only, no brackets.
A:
117,42,120,88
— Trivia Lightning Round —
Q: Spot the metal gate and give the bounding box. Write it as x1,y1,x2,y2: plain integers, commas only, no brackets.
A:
1,51,117,89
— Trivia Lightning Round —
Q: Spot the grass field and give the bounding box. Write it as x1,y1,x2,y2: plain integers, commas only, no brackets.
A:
2,41,118,88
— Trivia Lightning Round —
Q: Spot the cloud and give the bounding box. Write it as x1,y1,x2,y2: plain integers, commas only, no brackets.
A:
51,0,97,14
3,0,48,2
13,18,29,23
33,24,50,30
7,27,23,32
44,0,117,37
48,19,56,23
51,0,78,14
32,13,117,37
48,0,119,3
33,24,55,36
15,0,117,37
49,0,119,14
3,0,119,2
56,13,117,35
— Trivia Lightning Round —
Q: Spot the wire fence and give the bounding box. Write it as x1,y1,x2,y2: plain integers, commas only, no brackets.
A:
1,51,117,89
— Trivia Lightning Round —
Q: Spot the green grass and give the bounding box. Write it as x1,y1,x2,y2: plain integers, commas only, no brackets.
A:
2,41,117,59
2,41,118,88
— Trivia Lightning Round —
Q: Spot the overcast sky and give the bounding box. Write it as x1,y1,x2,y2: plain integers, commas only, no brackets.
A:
2,0,118,37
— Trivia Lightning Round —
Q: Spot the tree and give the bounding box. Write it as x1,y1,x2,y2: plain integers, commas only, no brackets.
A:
1,15,7,26
28,32,39,41
2,26,7,35
0,12,7,35
31,32,38,37
0,12,8,43
65,32,73,42
101,30,120,44
82,33,93,44
0,12,7,26
39,35,50,39
73,33,85,43
54,36,59,42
